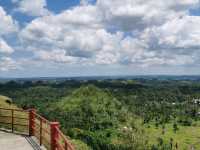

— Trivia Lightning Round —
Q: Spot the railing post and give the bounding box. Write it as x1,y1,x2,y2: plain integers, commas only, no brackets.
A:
65,141,68,150
40,118,43,145
29,109,36,136
11,109,14,133
50,122,60,150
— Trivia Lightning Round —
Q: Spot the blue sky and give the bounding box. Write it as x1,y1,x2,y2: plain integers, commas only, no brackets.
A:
0,0,200,77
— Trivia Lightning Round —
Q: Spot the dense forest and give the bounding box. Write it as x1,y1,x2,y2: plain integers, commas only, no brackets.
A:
1,77,200,149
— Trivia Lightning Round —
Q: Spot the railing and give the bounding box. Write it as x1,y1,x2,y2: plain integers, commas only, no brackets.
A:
0,108,75,150
55,126,74,150
0,108,29,133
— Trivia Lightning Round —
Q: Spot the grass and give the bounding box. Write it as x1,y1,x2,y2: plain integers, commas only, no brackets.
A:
144,122,200,149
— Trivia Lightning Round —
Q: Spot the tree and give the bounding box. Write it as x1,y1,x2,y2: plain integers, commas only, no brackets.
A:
173,123,179,133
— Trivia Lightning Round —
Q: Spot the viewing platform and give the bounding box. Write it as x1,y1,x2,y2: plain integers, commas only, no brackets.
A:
0,108,74,150
0,130,41,150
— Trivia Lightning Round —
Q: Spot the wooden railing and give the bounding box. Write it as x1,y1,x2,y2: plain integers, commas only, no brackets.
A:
0,108,75,150
0,108,29,133
55,126,74,150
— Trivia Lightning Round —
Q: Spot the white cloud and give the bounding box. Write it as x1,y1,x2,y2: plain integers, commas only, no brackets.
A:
0,57,20,71
0,38,14,54
20,19,123,63
0,6,19,72
142,16,200,49
19,5,123,64
35,50,79,63
0,6,18,35
13,0,51,16
95,52,120,65
97,0,198,31
15,0,200,71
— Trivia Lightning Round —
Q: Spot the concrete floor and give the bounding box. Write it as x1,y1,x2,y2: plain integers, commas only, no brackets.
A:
0,130,35,150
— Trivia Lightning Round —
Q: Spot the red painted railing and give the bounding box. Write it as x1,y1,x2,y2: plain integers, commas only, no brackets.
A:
0,108,75,150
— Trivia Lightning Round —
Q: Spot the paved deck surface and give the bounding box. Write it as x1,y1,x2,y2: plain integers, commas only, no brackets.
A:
0,130,35,150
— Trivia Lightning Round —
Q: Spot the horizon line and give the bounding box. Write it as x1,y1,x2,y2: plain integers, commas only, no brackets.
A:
1,74,200,79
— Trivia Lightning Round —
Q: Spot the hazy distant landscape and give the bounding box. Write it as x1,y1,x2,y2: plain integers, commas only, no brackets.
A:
2,75,200,82
1,76,200,149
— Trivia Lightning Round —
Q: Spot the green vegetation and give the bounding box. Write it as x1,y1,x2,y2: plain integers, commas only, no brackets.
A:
48,85,147,149
145,123,200,149
1,78,200,149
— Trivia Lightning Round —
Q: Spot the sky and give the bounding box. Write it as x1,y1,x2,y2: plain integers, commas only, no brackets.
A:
0,0,200,78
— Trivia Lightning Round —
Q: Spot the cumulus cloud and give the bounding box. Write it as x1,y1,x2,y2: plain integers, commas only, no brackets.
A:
142,16,200,49
12,0,51,16
19,5,123,64
0,6,18,35
0,6,18,72
97,0,199,31
35,50,79,63
13,0,200,72
0,38,14,54
0,57,19,71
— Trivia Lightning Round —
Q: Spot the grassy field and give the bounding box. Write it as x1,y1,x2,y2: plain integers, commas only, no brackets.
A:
145,122,200,149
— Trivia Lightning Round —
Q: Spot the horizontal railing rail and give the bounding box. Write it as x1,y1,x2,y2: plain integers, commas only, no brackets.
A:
55,126,74,150
0,108,29,134
0,107,75,150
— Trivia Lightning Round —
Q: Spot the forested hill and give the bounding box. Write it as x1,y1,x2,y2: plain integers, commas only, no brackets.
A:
1,79,200,149
48,85,146,149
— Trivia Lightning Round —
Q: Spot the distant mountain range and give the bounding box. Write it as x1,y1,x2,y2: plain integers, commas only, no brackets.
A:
1,75,200,82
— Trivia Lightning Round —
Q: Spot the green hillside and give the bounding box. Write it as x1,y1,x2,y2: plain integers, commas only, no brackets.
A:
49,85,200,149
55,85,128,131
57,85,123,128
49,85,146,149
